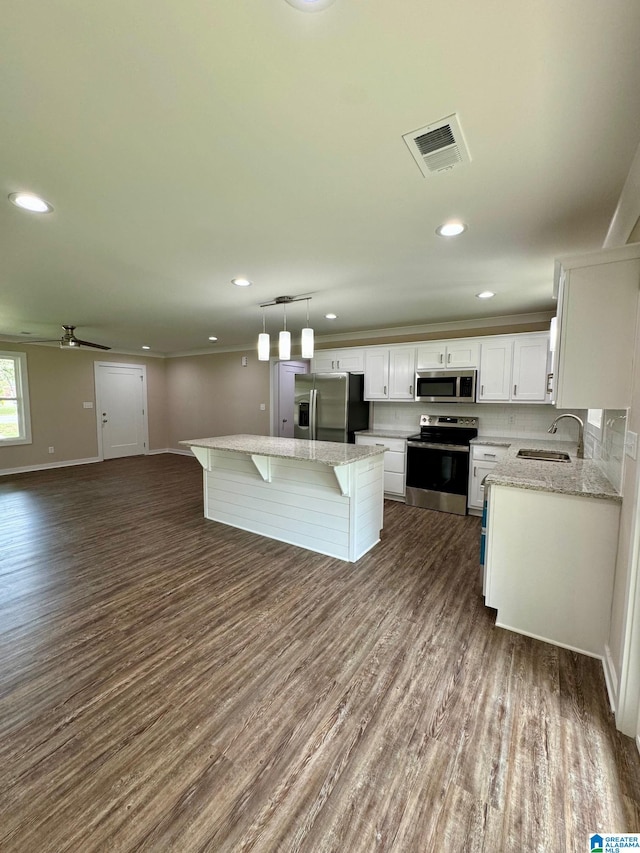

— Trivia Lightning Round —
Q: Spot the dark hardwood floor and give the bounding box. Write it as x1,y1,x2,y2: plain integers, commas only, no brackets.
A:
1,454,639,852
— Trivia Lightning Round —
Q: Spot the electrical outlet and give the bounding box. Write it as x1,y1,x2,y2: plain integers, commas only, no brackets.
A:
48,446,54,454
508,414,515,425
83,401,94,409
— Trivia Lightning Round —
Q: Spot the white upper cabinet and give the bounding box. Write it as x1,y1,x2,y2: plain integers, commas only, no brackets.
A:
312,348,365,373
416,339,479,369
478,334,549,403
552,245,640,409
388,348,416,399
364,347,416,401
478,339,513,401
511,336,549,402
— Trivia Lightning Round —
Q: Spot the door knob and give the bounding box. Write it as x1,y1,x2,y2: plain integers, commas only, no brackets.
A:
282,418,288,423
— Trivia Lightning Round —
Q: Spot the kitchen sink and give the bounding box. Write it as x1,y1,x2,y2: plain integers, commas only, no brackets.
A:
516,449,571,462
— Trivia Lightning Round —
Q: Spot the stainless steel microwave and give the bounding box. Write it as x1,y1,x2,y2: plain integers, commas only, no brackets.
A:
414,369,477,403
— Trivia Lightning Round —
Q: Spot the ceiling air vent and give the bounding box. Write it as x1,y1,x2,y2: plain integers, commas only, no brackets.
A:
402,113,471,178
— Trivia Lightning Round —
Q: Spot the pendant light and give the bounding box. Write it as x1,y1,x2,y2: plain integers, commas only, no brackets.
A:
258,307,270,361
279,302,291,360
301,298,314,359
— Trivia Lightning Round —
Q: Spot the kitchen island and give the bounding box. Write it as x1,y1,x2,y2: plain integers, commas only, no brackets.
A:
180,435,385,562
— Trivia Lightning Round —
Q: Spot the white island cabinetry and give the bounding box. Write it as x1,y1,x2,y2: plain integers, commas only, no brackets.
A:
180,434,384,562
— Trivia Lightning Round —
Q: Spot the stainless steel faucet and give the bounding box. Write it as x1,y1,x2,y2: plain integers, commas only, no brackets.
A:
547,413,584,458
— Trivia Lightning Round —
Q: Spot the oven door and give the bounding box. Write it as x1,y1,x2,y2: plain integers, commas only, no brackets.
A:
405,441,470,515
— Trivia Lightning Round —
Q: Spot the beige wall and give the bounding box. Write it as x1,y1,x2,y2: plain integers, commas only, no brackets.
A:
166,350,270,449
0,343,168,471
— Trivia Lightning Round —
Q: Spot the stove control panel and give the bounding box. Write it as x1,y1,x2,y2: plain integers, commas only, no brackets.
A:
419,414,478,429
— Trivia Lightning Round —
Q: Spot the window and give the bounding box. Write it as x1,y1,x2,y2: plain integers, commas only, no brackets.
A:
0,351,32,445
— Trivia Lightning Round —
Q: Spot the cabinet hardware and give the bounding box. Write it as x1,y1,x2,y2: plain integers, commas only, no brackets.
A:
513,384,517,396
409,384,413,396
447,353,451,363
473,466,477,477
331,361,335,369
481,384,484,395
440,353,444,363
383,385,387,395
546,373,553,394
485,453,496,458
337,361,341,368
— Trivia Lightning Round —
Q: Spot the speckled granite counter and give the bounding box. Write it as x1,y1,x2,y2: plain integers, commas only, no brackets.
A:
354,429,413,440
180,435,385,562
481,438,621,502
180,434,385,466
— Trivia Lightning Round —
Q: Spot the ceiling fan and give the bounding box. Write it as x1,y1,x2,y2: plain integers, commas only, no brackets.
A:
27,325,111,350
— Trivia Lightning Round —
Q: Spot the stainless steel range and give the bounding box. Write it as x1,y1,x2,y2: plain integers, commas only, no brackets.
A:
406,414,478,515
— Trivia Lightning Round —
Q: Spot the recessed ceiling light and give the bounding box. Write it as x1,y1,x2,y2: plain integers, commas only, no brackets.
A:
142,345,150,350
208,336,218,341
285,0,336,11
476,291,495,299
325,313,337,320
231,278,252,287
436,221,467,237
9,192,53,214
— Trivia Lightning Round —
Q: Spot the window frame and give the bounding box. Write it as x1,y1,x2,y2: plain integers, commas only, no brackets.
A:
0,351,32,446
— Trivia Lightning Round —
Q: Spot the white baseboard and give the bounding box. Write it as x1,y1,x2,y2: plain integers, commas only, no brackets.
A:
166,447,194,456
0,456,101,477
494,621,604,660
603,643,619,713
147,448,171,455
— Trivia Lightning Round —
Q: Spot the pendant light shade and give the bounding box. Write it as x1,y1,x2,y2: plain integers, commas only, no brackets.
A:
258,333,270,361
279,330,291,360
301,327,314,359
258,308,270,361
301,299,314,358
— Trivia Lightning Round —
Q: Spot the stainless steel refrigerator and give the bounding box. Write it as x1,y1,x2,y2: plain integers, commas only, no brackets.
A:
294,373,369,443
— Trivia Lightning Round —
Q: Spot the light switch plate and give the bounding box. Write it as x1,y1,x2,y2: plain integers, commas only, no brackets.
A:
83,401,94,409
625,430,637,460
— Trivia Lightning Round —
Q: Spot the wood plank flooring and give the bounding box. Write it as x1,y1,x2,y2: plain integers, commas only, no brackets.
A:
0,454,639,852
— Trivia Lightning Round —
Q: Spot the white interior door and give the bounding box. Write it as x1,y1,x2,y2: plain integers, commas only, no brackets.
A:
95,363,148,459
277,361,308,437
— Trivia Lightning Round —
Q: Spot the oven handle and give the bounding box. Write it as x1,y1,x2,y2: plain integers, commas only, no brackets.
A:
407,441,470,453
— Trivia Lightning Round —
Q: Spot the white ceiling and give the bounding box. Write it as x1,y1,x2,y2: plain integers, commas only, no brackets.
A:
2,0,640,355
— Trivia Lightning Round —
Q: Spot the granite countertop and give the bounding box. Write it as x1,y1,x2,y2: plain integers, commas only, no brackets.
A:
483,438,621,502
179,434,385,467
355,428,414,439
471,435,514,448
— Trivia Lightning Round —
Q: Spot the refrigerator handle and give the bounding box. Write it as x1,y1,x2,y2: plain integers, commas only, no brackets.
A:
310,388,318,440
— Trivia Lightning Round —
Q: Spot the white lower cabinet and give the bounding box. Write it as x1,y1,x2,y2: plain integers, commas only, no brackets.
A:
485,484,620,657
468,444,508,511
355,434,406,498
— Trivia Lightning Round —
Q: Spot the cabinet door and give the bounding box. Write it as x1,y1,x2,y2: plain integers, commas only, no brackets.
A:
416,343,446,369
335,349,364,372
364,350,390,400
311,350,338,373
478,339,513,401
446,340,480,368
468,460,496,509
554,256,640,409
512,336,548,401
388,347,415,399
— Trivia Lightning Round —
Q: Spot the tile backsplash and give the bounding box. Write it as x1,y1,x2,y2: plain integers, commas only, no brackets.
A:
372,401,587,441
584,409,627,493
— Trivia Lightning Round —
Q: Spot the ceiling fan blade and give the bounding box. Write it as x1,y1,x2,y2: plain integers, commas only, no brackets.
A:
73,338,111,350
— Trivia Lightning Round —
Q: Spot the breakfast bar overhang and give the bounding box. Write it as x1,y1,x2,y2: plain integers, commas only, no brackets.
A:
180,435,386,562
